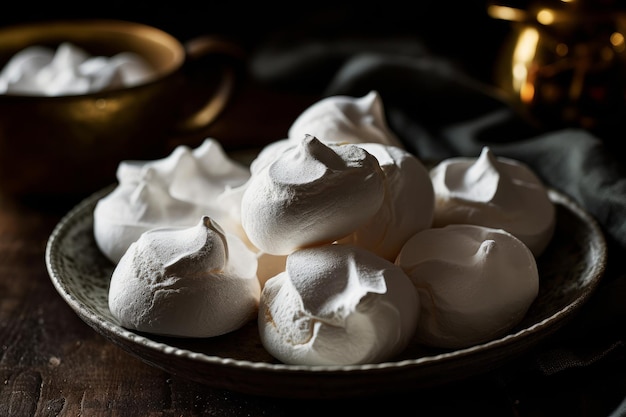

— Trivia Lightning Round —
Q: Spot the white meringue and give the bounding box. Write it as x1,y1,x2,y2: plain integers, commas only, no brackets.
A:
121,138,251,242
288,90,403,147
248,138,293,176
249,91,401,180
337,143,434,261
116,138,250,204
241,135,385,255
255,252,288,288
395,224,539,349
94,169,208,264
208,170,289,287
108,216,261,338
0,42,156,96
429,146,555,257
94,139,250,264
259,243,419,365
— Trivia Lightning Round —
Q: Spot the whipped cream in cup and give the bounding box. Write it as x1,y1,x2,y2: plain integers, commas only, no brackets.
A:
0,42,156,96
0,19,243,196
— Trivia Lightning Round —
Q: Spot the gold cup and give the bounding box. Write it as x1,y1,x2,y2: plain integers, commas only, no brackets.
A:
0,19,244,198
488,1,626,133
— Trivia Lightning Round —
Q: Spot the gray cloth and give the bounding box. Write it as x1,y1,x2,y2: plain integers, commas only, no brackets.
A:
250,36,626,416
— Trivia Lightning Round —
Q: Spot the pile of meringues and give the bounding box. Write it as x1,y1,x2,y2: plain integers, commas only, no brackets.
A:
94,90,555,366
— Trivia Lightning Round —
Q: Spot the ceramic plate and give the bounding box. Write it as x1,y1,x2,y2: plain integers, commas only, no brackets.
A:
45,185,607,399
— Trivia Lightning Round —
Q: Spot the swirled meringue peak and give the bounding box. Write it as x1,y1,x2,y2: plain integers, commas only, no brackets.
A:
396,224,539,349
287,90,403,147
259,243,419,365
108,216,261,338
94,139,251,264
241,135,385,255
338,143,435,261
429,146,555,257
93,169,209,264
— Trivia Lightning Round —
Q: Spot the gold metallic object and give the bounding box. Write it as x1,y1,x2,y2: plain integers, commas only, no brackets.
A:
0,20,243,197
488,0,626,132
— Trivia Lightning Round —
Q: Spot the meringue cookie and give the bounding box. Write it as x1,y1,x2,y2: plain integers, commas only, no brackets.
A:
116,138,250,205
215,176,289,288
429,146,555,256
123,138,251,243
288,90,403,147
241,135,385,255
259,243,419,365
396,224,539,349
248,138,293,176
94,169,209,264
0,42,156,96
94,139,250,264
337,143,434,261
248,90,402,181
108,216,261,338
255,252,288,288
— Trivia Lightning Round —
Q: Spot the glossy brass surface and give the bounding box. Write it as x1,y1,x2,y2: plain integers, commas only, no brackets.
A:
0,20,241,197
488,0,626,132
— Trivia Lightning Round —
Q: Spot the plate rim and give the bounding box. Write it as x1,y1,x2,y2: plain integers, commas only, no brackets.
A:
44,185,608,388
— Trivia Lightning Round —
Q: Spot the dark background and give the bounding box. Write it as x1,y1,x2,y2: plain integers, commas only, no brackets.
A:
3,5,626,417
0,1,511,86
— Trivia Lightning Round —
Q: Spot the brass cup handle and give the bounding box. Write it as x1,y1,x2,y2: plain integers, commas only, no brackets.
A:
175,36,246,133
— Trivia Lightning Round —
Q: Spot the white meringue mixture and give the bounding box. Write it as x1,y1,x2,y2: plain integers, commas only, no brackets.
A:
0,42,156,96
96,91,555,366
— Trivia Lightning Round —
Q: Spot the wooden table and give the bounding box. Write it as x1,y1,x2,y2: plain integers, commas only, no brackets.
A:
1,78,625,417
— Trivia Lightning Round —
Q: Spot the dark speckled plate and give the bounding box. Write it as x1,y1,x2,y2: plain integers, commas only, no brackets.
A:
45,185,607,399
